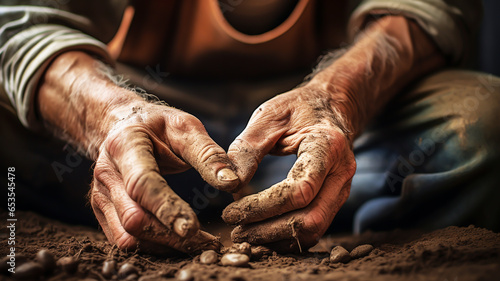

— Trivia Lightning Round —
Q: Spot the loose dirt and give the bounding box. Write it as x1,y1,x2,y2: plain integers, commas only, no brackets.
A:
1,211,499,281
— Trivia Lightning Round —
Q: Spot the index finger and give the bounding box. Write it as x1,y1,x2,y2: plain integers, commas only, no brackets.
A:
227,104,290,191
223,132,343,225
105,127,200,238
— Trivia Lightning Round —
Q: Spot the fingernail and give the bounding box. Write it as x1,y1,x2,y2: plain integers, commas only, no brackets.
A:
173,217,190,237
217,168,238,182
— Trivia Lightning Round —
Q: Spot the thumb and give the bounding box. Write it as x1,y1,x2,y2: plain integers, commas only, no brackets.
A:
227,118,286,192
169,117,241,192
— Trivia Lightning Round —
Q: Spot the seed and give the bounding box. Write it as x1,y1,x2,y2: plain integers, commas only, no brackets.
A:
176,268,194,281
228,242,251,257
102,260,117,278
57,256,79,274
329,246,350,263
35,249,56,273
350,244,374,259
118,263,139,279
220,253,249,267
199,250,218,265
13,262,44,280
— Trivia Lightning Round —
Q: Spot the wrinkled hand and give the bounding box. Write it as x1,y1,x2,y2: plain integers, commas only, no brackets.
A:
90,102,240,254
222,86,356,252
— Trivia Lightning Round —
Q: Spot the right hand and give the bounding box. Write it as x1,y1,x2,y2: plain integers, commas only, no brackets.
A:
89,101,240,254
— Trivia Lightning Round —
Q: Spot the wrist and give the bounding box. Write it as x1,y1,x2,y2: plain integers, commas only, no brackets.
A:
37,51,144,159
301,82,361,143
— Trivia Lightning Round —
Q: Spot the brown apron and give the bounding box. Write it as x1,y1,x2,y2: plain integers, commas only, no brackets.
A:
117,0,352,79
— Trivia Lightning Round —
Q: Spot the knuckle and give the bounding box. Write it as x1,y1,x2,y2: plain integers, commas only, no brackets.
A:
114,234,137,250
126,170,159,202
93,162,114,185
291,179,316,209
347,158,357,176
169,112,203,133
301,211,328,242
198,144,226,164
121,207,144,236
89,186,110,211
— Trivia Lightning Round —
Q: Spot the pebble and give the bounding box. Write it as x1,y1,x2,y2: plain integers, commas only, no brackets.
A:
199,250,218,265
227,242,252,257
35,249,56,273
57,256,79,274
12,261,44,280
176,268,194,281
220,253,250,267
350,244,374,259
330,246,351,263
118,263,139,279
102,260,117,278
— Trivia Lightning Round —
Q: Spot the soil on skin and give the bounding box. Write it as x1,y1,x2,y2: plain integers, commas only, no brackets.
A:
1,211,500,281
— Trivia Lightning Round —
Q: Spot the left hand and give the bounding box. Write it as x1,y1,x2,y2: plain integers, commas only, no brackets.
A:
222,85,357,252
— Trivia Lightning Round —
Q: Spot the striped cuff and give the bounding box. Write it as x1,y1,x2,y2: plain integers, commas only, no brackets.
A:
1,24,112,130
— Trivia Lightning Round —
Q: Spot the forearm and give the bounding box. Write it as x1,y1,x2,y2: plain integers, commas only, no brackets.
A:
37,51,144,159
308,16,445,140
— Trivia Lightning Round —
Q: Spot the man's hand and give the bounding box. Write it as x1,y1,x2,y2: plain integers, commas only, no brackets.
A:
37,51,240,254
91,103,241,253
223,87,356,252
222,15,445,252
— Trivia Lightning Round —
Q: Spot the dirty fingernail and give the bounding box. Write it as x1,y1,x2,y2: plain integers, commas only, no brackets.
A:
217,168,238,182
173,217,190,237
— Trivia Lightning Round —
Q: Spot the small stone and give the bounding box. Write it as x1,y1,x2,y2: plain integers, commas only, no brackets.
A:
227,242,252,257
330,246,351,263
176,268,194,281
35,249,56,273
13,261,44,280
57,256,79,274
118,263,139,279
102,260,117,278
221,253,250,267
200,250,218,265
350,244,374,259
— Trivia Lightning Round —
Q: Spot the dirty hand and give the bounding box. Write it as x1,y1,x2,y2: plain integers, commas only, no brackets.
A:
90,102,241,253
38,51,240,254
222,86,357,252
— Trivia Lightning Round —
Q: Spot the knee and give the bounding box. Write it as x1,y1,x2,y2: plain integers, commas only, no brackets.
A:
436,71,500,149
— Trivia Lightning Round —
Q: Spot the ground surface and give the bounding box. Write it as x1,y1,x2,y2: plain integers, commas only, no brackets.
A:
1,211,500,281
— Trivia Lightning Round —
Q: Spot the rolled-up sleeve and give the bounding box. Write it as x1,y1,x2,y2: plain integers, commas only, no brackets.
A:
348,0,483,64
0,1,127,130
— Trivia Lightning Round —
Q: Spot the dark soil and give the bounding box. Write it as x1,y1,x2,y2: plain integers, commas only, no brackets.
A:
1,210,500,281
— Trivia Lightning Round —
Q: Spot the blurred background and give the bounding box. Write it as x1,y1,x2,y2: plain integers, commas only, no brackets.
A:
478,0,500,76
